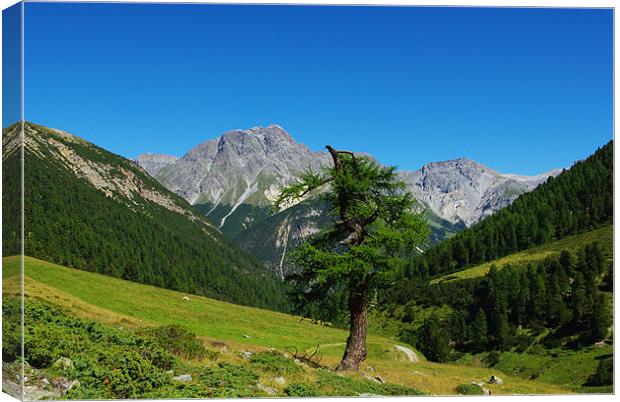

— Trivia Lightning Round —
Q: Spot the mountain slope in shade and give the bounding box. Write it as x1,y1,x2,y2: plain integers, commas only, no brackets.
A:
233,199,463,278
2,122,289,311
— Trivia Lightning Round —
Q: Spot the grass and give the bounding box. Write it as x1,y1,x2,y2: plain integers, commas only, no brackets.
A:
432,224,613,284
3,255,580,395
457,346,613,394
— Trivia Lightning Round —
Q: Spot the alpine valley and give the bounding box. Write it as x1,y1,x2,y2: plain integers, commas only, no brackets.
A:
136,124,560,276
2,122,613,399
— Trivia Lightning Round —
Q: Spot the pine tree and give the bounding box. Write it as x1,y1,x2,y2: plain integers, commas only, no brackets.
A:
588,292,611,342
276,146,429,371
449,309,469,344
470,309,488,352
570,272,587,327
417,316,452,363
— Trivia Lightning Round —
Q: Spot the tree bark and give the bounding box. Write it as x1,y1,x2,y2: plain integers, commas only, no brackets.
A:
336,281,370,371
325,145,371,372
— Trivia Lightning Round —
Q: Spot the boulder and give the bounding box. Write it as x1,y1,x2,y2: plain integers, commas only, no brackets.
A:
52,357,74,371
257,383,277,395
53,377,72,394
489,375,503,385
68,380,80,391
172,374,192,382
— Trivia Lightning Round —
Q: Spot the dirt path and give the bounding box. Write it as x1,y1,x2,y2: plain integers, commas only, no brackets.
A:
394,345,419,362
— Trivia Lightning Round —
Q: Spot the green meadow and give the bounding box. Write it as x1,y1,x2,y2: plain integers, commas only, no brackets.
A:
2,256,584,396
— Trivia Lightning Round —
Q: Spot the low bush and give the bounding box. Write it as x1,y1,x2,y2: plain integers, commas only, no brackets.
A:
455,384,484,395
315,369,424,396
586,358,613,386
2,298,21,362
12,298,208,399
141,325,211,361
198,362,260,397
249,351,302,375
285,383,320,397
484,351,501,367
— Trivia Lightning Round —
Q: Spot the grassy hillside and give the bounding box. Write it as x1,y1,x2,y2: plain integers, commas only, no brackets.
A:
432,224,612,284
3,256,575,396
2,123,288,311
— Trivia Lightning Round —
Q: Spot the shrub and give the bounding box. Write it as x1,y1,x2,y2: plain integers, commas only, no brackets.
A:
142,325,210,361
2,298,21,362
17,298,177,399
101,349,171,399
586,358,613,386
484,351,501,367
315,369,424,396
198,362,259,397
249,351,302,375
285,383,320,397
455,384,484,395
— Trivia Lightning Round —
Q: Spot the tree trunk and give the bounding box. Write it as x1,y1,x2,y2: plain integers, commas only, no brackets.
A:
336,282,369,371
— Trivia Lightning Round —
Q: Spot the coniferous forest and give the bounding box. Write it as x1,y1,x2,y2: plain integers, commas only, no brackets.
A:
376,141,614,388
1,123,613,398
1,4,614,399
2,124,289,312
406,141,613,278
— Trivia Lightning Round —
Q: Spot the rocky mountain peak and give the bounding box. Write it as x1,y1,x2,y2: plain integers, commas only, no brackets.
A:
145,125,330,225
135,124,559,233
135,153,179,176
216,125,301,155
402,157,559,226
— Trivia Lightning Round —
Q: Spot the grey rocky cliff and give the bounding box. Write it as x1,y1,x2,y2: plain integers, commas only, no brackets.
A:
134,125,562,275
400,158,562,226
143,125,331,229
135,153,179,177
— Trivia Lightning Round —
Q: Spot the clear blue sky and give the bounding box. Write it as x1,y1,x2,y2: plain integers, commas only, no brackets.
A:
20,3,613,175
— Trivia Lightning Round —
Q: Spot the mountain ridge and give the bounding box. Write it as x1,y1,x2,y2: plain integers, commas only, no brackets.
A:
136,125,560,229
134,124,559,277
3,121,289,311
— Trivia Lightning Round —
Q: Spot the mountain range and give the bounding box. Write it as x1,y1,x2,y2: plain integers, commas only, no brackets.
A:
2,122,289,310
136,125,560,275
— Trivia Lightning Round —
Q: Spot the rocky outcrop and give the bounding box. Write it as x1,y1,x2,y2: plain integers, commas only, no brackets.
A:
136,125,560,230
22,123,201,222
132,124,561,276
138,125,331,230
401,158,561,226
135,153,179,177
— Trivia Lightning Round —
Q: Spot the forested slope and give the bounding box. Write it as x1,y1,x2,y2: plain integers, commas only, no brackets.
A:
2,123,289,311
408,141,613,278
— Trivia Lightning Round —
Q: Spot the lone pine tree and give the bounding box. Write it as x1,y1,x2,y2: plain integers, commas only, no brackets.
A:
274,146,429,371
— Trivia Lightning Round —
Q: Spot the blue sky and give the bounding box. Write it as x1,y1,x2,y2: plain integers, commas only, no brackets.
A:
20,3,613,175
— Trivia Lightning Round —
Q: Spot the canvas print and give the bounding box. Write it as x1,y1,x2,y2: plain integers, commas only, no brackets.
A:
1,2,614,399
